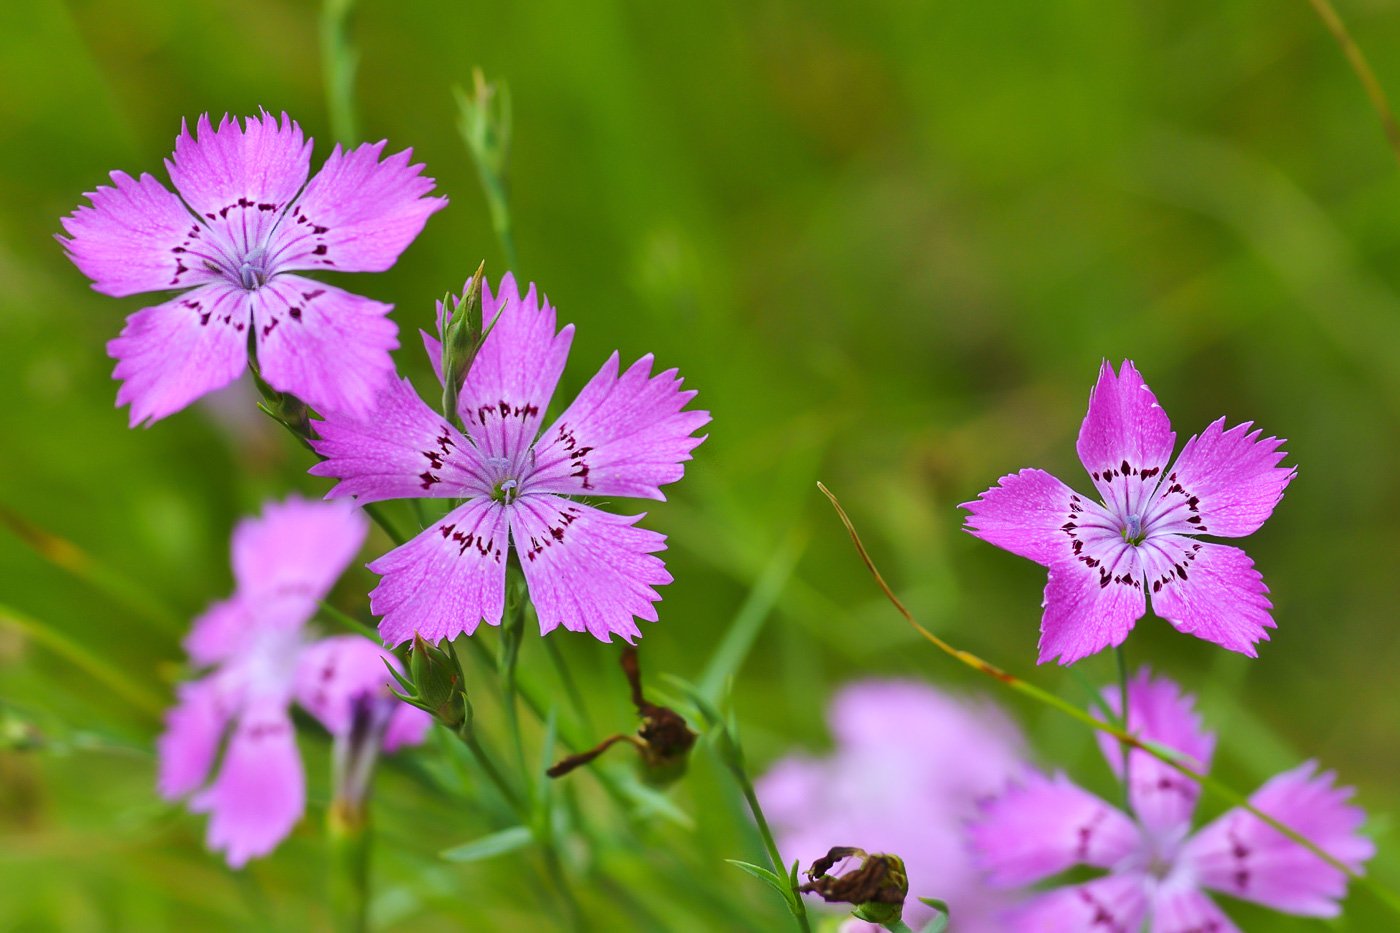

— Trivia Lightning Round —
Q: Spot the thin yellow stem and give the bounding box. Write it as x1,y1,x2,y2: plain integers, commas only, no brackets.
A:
1306,0,1400,165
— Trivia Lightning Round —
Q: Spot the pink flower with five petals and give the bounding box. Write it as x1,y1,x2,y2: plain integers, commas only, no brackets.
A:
962,360,1295,665
59,111,446,425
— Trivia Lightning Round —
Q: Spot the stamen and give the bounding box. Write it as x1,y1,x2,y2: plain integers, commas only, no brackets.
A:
1123,514,1144,544
237,248,270,290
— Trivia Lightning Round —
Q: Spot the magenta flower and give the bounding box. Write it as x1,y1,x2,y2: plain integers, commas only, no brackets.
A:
59,111,446,426
757,680,1028,932
962,360,1295,664
309,274,709,646
969,670,1373,930
157,496,429,867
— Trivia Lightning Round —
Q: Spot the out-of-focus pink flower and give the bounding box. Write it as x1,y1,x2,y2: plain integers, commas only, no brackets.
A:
310,273,709,646
157,496,429,867
757,679,1028,932
962,360,1294,664
969,669,1373,930
59,111,445,425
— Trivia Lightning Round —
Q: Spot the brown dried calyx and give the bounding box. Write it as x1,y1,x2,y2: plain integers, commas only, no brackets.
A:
799,846,909,924
546,647,696,785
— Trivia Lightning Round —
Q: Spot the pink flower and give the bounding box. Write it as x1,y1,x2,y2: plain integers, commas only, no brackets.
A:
756,680,1028,932
969,670,1373,930
309,274,709,646
59,111,446,426
962,360,1295,665
157,497,430,867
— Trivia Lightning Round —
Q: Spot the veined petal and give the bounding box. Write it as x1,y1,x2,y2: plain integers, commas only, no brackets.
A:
368,498,509,646
509,495,671,643
1095,669,1215,836
231,496,367,605
1148,884,1240,933
251,275,397,417
1181,762,1373,917
108,283,250,426
1039,541,1146,665
457,275,574,460
59,170,221,297
1076,360,1176,520
1005,874,1151,933
1146,418,1295,539
268,141,445,274
528,353,710,500
311,377,489,502
970,771,1138,887
165,112,312,257
294,635,403,737
157,676,235,799
1140,538,1274,657
190,699,304,868
961,469,1102,567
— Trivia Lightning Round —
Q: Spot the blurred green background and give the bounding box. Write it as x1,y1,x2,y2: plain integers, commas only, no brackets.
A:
3,0,1400,929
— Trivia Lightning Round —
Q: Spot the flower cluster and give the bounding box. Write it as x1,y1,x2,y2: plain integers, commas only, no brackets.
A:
969,669,1373,930
157,496,429,867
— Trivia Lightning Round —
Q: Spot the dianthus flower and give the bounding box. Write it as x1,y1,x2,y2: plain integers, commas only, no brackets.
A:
962,360,1295,664
59,111,446,425
757,680,1028,932
309,274,709,645
157,497,429,867
969,669,1373,931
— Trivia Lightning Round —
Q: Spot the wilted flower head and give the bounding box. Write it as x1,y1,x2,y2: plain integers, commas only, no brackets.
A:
59,111,446,425
310,273,710,645
962,360,1295,664
756,679,1028,932
157,496,429,867
969,669,1373,930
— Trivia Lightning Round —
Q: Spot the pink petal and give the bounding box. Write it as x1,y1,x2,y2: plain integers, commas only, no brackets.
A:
1095,669,1215,836
1140,538,1274,656
961,469,1091,567
294,635,425,748
368,497,509,646
268,141,446,274
1148,418,1295,539
157,676,234,799
184,596,254,667
1038,542,1147,665
1076,360,1176,521
384,702,433,752
190,699,304,868
231,496,367,605
1150,885,1240,933
1181,762,1374,917
165,112,312,257
1006,875,1150,933
107,283,250,426
250,275,397,417
508,495,671,642
59,170,220,297
310,377,490,502
457,275,574,460
970,771,1138,887
528,353,710,500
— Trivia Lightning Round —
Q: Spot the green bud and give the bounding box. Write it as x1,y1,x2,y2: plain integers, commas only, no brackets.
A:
388,634,471,733
441,262,487,424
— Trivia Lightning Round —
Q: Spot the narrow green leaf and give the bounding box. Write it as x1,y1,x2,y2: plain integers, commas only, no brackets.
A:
725,859,788,896
440,825,533,863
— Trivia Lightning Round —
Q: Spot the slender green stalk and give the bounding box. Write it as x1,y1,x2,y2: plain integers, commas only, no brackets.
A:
0,504,183,636
327,801,371,933
500,583,529,775
320,0,360,145
817,482,1400,917
1306,0,1400,165
462,732,524,811
0,602,164,719
1115,644,1134,817
318,600,380,641
544,638,595,736
455,71,518,270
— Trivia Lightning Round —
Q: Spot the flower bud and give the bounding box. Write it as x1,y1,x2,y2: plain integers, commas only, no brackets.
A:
386,634,471,734
799,847,909,926
440,262,487,423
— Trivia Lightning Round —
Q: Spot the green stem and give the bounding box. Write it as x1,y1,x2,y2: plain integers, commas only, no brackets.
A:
817,482,1400,918
1305,0,1400,166
320,0,360,144
544,637,594,737
327,801,371,933
0,602,164,719
462,732,524,811
318,600,380,641
1115,644,1134,818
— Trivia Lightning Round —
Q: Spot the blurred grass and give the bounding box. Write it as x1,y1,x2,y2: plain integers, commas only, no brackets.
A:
4,0,1400,928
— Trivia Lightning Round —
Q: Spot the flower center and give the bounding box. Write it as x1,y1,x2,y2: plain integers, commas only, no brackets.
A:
485,456,524,505
237,247,271,290
1121,513,1145,545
